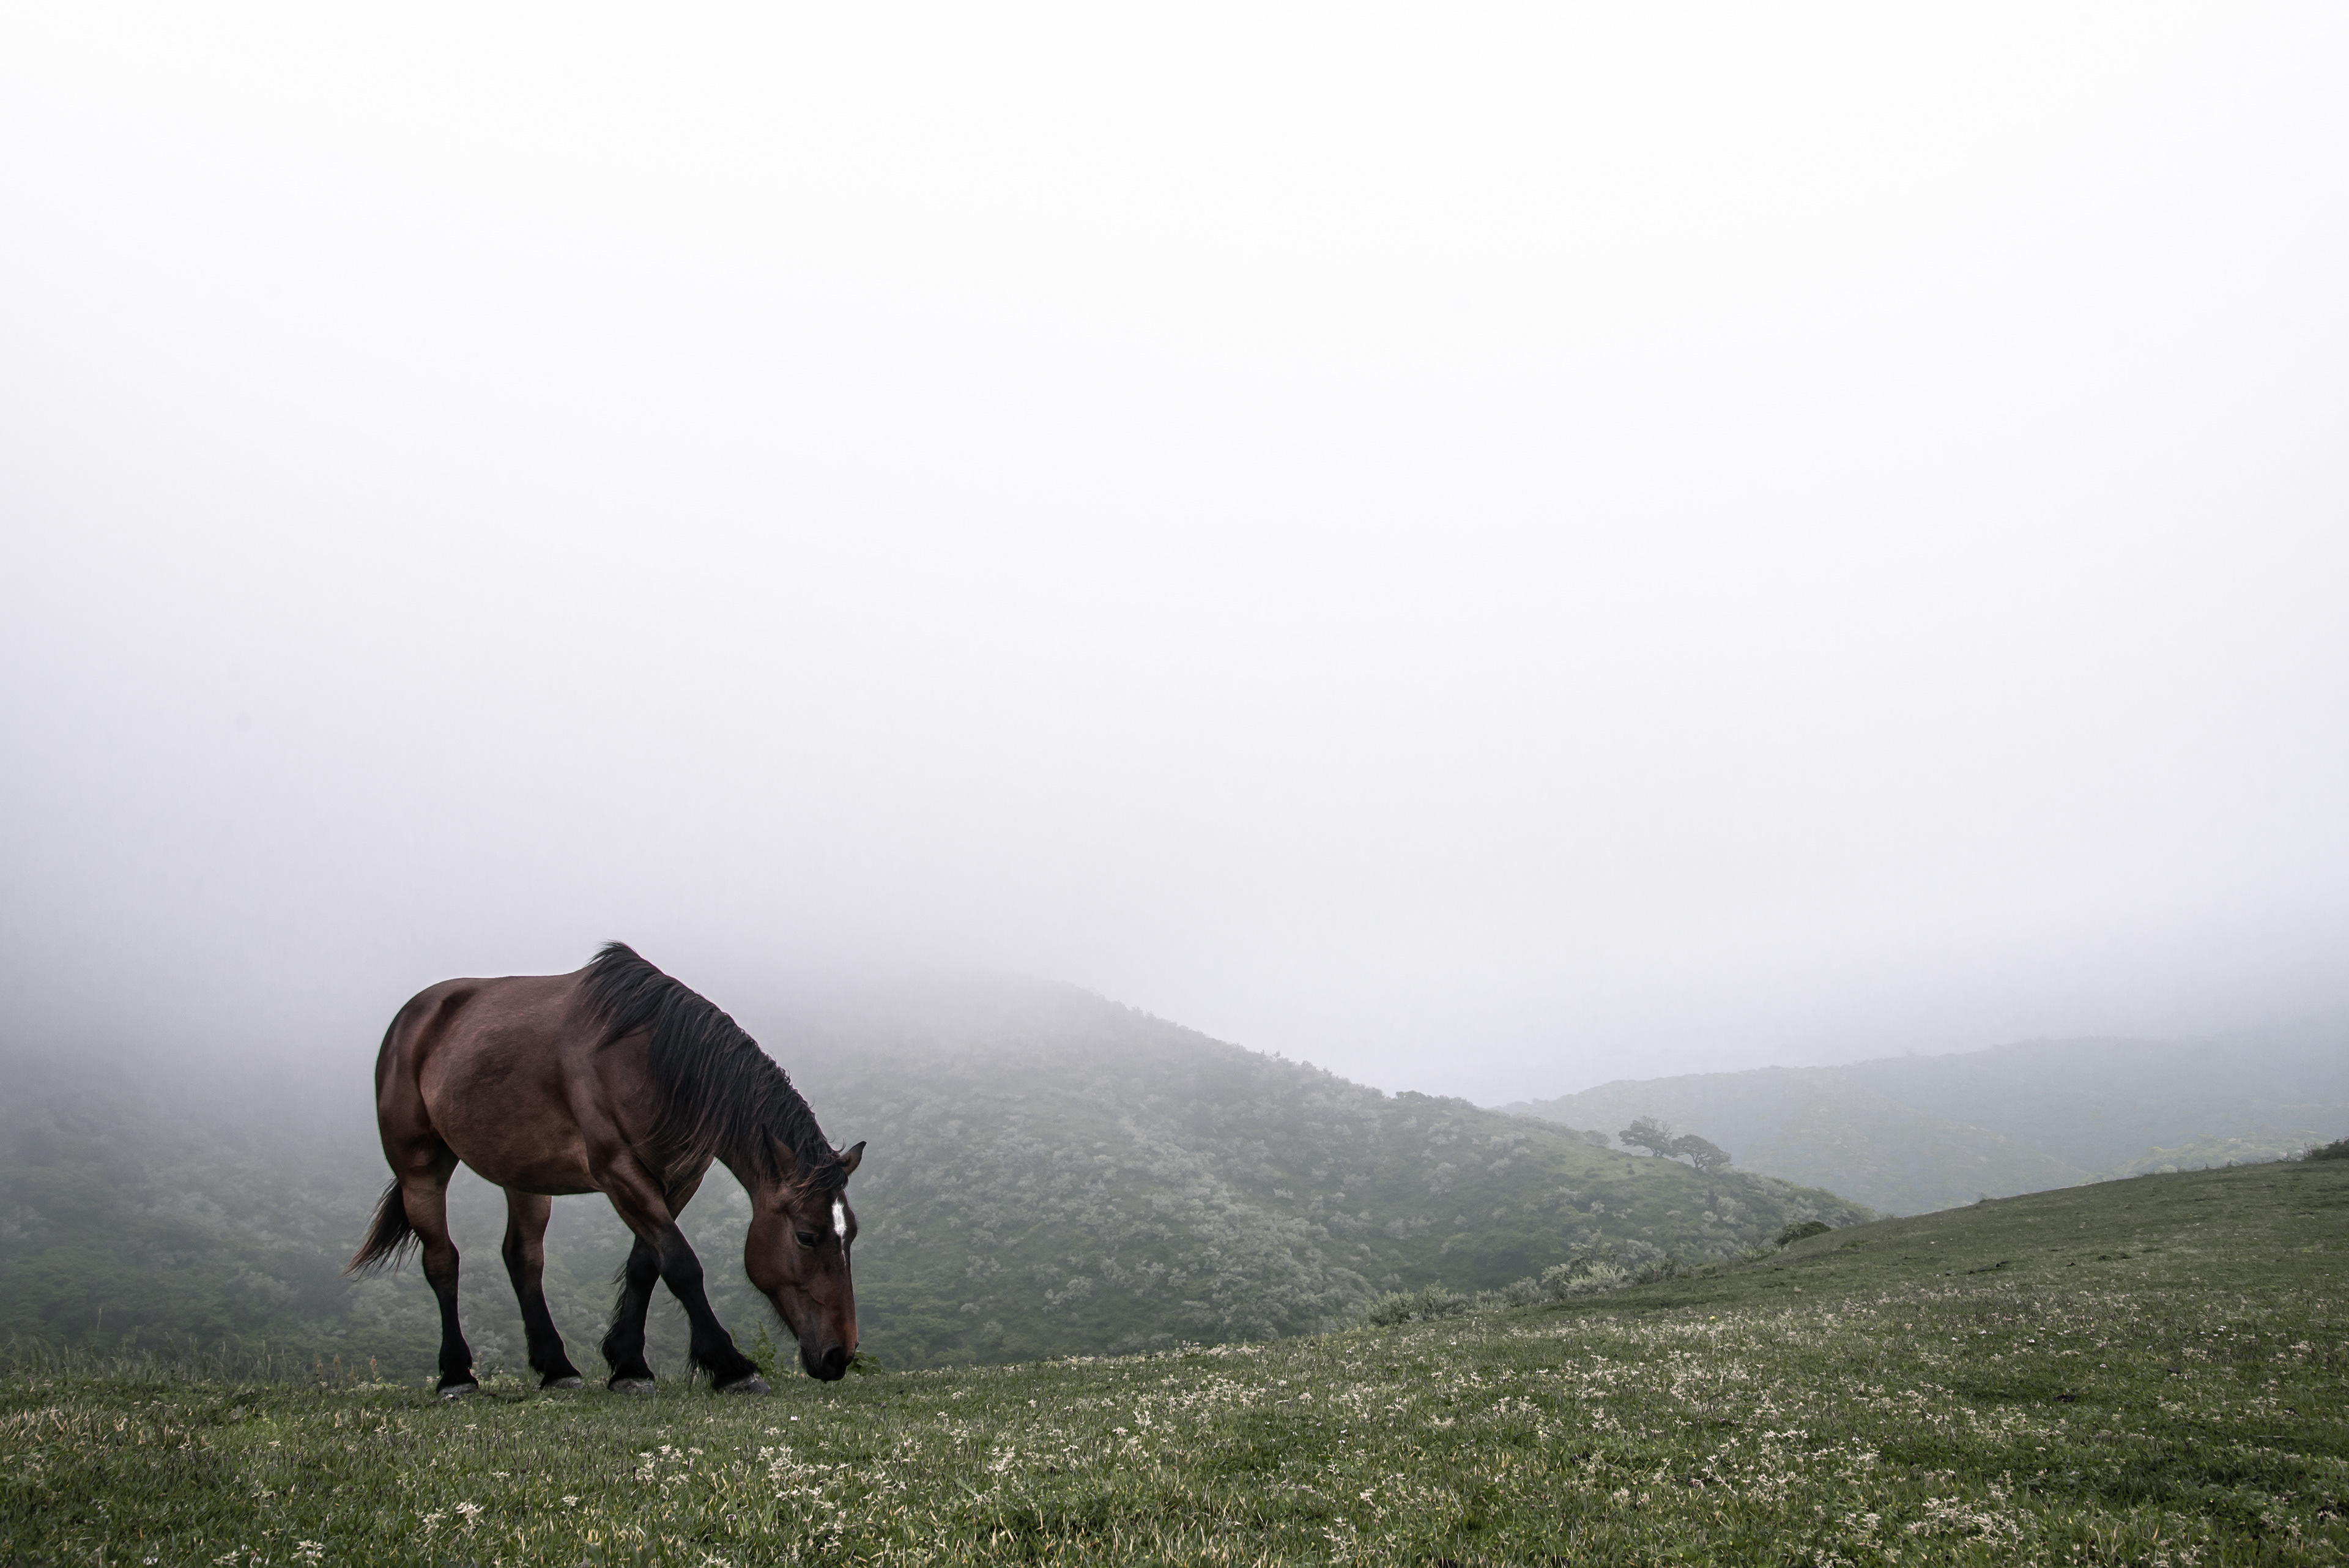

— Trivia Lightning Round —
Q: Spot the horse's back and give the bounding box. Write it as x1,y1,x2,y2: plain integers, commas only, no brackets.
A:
382,971,577,1074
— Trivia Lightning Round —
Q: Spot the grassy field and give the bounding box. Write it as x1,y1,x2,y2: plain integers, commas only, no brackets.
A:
4,1160,2343,1566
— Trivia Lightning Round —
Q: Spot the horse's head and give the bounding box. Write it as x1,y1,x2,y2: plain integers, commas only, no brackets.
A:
744,1139,864,1380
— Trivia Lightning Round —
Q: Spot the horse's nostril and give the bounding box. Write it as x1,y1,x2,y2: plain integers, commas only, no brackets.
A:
822,1346,850,1375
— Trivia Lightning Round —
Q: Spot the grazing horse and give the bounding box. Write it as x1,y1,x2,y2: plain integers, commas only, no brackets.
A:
347,943,863,1396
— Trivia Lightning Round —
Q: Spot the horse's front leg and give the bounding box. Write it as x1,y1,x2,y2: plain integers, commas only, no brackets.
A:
651,1222,766,1391
598,1156,764,1392
500,1189,584,1389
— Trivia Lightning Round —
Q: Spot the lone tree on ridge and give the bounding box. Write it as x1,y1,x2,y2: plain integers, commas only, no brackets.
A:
1670,1132,1731,1173
1619,1116,1677,1157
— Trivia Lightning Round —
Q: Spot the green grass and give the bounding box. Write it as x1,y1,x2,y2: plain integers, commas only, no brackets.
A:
6,1160,2343,1566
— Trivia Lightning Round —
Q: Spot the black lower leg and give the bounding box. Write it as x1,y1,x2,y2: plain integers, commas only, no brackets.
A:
502,1244,582,1387
600,1237,661,1386
655,1236,760,1386
425,1260,474,1393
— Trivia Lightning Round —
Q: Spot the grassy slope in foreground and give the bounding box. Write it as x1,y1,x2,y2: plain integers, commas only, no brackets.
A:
5,1161,2343,1567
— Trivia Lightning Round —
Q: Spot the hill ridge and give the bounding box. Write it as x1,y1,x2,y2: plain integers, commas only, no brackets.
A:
1497,1011,2349,1214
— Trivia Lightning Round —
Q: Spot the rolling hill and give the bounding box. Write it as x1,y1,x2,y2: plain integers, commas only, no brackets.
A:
0,971,1869,1379
1498,1012,2349,1214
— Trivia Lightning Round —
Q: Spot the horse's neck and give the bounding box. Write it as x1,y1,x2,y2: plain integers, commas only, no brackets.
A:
716,1145,801,1206
713,1145,766,1197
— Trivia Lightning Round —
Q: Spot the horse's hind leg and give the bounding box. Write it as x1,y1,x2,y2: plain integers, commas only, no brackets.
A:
500,1189,583,1389
399,1159,475,1397
599,1235,662,1392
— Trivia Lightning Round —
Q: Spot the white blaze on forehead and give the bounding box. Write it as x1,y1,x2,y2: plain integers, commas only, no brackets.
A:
832,1199,847,1255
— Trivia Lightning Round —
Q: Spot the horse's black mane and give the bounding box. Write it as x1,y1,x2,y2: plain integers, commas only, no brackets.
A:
581,942,842,1193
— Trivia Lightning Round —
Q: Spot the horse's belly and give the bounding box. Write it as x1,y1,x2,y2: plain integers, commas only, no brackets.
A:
465,1159,599,1197
437,1118,598,1194
431,1098,596,1192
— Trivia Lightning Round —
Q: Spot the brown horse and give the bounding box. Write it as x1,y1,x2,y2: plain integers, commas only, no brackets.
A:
347,943,863,1396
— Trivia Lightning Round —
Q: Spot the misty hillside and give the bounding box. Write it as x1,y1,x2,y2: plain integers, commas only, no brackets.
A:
1497,1014,2349,1215
772,977,1869,1364
0,973,1867,1378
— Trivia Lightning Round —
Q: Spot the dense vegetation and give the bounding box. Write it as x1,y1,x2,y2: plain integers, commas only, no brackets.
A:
0,975,1867,1380
1501,1013,2349,1214
6,1152,2341,1564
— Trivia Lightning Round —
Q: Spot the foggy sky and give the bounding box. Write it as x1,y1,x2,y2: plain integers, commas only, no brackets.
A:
4,6,2346,1105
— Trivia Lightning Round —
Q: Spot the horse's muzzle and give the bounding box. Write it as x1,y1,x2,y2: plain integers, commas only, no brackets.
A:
803,1343,852,1381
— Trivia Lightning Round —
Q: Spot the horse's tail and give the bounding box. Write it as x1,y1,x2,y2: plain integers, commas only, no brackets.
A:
345,1180,417,1275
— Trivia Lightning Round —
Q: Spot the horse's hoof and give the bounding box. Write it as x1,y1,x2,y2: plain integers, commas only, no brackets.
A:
716,1373,770,1395
437,1381,478,1400
608,1377,658,1395
543,1375,585,1391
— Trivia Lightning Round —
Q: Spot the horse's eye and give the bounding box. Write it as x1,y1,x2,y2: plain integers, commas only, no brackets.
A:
795,1231,820,1249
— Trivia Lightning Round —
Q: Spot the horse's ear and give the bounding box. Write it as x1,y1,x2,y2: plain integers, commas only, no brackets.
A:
836,1140,866,1178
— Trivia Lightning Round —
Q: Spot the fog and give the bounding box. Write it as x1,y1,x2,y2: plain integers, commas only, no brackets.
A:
3,6,2345,1105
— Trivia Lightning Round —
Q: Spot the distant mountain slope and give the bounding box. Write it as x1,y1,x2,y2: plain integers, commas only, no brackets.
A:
1497,1014,2349,1215
0,972,1868,1377
770,976,1869,1365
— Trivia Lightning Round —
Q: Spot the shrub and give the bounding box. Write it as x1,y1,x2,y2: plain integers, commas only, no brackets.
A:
1775,1219,1832,1247
1362,1284,1472,1325
2303,1137,2349,1162
1532,1257,1631,1299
